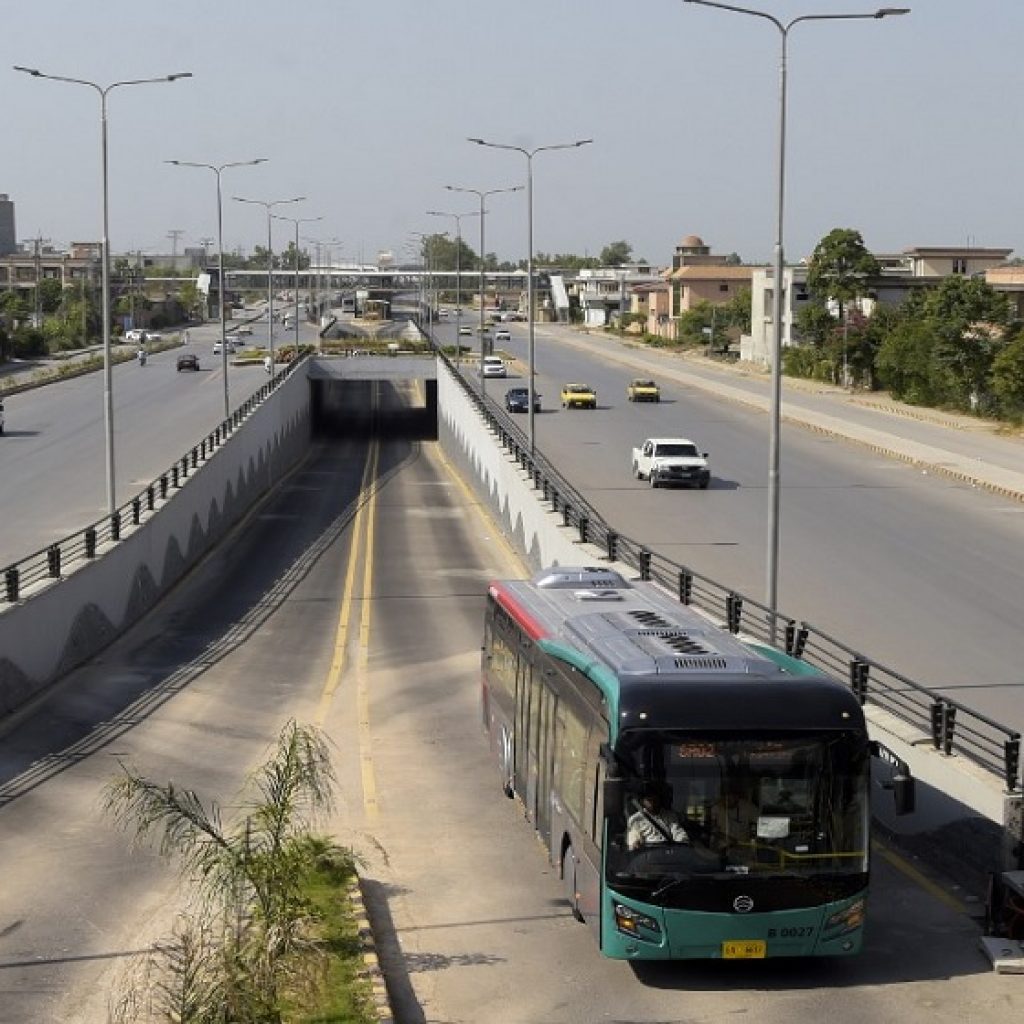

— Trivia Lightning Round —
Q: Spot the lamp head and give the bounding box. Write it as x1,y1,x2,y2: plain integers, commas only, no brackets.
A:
875,7,910,15
13,65,42,76
167,72,193,81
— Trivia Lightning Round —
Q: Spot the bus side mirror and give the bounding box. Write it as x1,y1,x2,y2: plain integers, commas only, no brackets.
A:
892,773,915,816
603,777,625,819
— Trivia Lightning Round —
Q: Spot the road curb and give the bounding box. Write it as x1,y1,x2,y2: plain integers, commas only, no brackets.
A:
350,877,395,1024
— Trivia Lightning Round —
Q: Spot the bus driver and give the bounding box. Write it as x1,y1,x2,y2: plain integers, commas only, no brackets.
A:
627,787,690,850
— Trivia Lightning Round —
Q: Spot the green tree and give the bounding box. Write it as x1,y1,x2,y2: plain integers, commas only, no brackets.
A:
806,228,880,319
919,276,1011,408
600,240,633,266
280,241,311,271
421,232,476,272
38,278,65,315
875,318,939,405
104,721,340,1023
991,330,1024,419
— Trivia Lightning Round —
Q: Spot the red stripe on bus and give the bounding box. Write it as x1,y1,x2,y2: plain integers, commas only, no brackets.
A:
489,582,548,641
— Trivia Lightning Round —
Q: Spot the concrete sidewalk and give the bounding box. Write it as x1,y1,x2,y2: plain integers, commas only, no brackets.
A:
540,323,1024,505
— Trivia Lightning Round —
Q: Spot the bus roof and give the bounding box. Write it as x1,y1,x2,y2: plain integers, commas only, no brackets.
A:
490,567,864,733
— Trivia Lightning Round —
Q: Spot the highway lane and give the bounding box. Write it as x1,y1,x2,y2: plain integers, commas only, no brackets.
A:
0,311,318,567
437,317,1024,741
0,379,1016,1022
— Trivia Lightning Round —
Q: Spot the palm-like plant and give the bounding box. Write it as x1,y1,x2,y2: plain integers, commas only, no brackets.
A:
104,721,340,1023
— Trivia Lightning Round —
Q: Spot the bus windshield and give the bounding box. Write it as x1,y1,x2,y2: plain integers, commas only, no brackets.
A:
606,731,870,903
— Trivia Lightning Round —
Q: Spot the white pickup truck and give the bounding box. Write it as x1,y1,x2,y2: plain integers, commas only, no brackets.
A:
631,437,710,489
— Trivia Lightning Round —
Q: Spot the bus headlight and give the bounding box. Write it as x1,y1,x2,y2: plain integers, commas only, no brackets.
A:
824,898,865,936
613,902,661,937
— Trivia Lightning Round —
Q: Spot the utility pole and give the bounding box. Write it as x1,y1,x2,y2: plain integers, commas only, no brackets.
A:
167,228,184,270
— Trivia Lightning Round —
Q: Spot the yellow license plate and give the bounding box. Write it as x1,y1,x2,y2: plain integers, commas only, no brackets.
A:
723,940,766,959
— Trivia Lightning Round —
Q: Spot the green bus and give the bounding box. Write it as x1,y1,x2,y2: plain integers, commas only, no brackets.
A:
481,566,913,961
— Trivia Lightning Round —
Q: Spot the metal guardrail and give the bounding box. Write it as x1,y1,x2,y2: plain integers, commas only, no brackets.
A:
1,357,305,608
438,343,1021,792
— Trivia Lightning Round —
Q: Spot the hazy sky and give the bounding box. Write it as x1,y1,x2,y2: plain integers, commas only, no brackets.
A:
4,1,1021,268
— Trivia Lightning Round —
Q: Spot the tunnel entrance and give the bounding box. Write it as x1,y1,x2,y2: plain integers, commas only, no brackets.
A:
311,378,438,439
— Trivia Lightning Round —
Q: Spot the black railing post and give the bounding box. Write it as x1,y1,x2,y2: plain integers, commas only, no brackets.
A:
942,704,957,755
111,511,121,542
180,456,188,479
132,497,141,525
160,475,168,500
85,527,97,559
607,531,618,562
6,566,20,602
47,544,61,578
147,485,155,511
563,505,571,528
1005,737,1021,793
930,702,944,750
191,447,199,469
578,516,589,545
639,549,652,581
726,592,742,633
678,569,693,605
849,658,869,704
172,466,180,489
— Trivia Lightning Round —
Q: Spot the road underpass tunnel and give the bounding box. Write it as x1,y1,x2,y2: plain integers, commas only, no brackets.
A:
310,378,438,440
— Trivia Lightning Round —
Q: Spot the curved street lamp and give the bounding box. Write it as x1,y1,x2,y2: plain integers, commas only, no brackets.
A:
681,0,909,640
272,214,323,351
426,209,481,368
233,195,305,367
467,138,593,452
444,184,523,391
14,65,192,516
166,159,267,417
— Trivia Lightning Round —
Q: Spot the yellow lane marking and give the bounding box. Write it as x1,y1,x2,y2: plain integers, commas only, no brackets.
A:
871,839,968,915
356,435,381,819
315,438,375,720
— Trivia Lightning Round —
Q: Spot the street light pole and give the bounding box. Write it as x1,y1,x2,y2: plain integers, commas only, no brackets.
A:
233,195,305,368
445,184,523,393
468,137,593,453
681,0,909,641
273,215,323,354
14,65,192,516
167,158,267,417
426,210,481,368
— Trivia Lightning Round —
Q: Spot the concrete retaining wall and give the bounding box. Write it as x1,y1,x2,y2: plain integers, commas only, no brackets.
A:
0,369,311,716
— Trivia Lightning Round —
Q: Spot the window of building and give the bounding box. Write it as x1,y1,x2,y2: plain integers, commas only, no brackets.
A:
719,283,729,292
952,258,967,274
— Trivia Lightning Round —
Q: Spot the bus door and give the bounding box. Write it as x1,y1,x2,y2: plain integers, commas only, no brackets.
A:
513,645,532,802
534,685,556,843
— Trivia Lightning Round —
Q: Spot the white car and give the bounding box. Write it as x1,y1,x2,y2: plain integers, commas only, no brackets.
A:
234,325,253,337
212,340,237,356
124,328,145,343
482,356,507,378
144,331,163,343
494,329,511,343
458,325,472,336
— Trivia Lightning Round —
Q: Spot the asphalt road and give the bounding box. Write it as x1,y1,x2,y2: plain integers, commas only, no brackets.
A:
0,376,1018,1023
0,309,318,567
438,317,1024,743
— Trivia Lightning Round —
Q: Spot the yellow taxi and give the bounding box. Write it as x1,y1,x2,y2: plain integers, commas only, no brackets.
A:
560,383,597,409
627,378,660,402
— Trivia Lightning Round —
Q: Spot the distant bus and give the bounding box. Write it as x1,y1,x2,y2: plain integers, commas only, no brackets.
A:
481,566,913,961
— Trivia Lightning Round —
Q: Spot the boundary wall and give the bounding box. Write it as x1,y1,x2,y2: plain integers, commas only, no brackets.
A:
0,369,311,716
